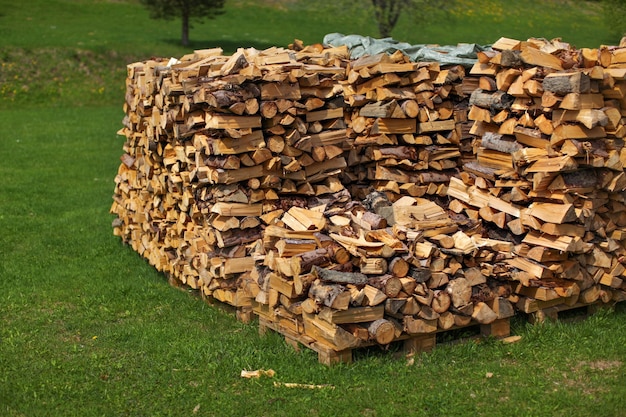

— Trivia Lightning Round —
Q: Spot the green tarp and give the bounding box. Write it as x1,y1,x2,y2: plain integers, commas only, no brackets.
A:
323,33,489,67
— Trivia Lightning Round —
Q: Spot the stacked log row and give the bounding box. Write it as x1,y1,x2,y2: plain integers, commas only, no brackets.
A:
338,51,470,201
450,37,626,315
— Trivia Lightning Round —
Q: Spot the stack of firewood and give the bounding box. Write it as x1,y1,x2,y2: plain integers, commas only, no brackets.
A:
112,37,626,354
250,188,517,351
112,43,352,310
450,37,626,314
338,51,471,201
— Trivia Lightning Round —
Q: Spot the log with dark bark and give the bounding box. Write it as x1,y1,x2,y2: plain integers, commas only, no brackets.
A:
312,265,369,285
480,132,523,154
469,89,515,111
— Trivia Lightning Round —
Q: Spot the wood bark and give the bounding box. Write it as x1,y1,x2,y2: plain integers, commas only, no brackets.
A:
309,279,351,310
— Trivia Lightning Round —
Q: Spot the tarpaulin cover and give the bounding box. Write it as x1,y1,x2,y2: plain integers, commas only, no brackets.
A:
323,33,490,67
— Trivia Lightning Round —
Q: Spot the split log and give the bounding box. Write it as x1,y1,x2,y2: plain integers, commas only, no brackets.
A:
542,71,590,95
525,202,577,224
294,273,316,296
385,298,407,316
403,317,437,334
431,290,452,313
408,266,432,283
401,297,421,315
362,284,388,306
360,258,389,275
471,302,497,324
388,257,410,277
487,297,515,319
308,279,351,310
437,311,456,330
480,132,523,154
318,305,384,324
302,312,360,351
469,89,515,111
418,305,440,321
312,265,368,285
296,245,349,273
446,277,472,308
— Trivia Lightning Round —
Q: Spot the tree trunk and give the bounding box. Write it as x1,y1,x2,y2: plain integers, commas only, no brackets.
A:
182,9,190,46
372,0,403,38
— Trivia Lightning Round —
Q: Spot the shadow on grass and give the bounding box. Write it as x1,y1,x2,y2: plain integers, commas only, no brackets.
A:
162,38,278,53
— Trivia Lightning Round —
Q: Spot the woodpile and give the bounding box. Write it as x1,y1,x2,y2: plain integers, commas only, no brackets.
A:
112,43,351,314
454,37,626,315
111,36,626,363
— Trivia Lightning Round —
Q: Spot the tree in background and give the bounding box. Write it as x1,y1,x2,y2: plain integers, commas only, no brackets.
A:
291,0,453,39
140,0,226,46
372,0,404,38
372,0,455,38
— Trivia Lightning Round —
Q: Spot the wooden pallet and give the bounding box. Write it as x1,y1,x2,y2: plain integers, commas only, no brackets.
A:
258,314,511,366
526,300,620,324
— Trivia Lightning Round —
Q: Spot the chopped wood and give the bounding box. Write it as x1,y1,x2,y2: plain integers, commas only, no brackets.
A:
446,278,472,308
309,279,351,310
471,302,498,324
543,71,590,95
519,45,563,70
469,89,514,111
367,318,396,344
318,306,384,324
525,202,577,224
113,40,626,363
312,265,368,285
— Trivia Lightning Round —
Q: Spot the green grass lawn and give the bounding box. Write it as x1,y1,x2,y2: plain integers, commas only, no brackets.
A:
1,0,626,416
